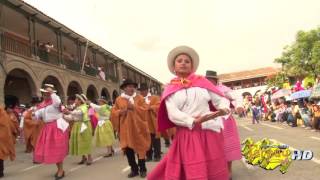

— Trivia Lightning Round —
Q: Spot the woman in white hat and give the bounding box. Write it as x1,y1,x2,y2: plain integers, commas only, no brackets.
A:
148,46,230,179
88,97,115,157
33,86,69,179
63,94,93,165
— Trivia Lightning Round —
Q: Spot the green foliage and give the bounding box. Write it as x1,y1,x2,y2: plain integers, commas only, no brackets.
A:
275,27,320,79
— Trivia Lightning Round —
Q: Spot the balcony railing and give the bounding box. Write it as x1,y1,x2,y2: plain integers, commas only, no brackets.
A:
1,32,31,57
64,59,81,72
63,54,81,72
84,66,97,77
38,47,60,66
1,30,121,82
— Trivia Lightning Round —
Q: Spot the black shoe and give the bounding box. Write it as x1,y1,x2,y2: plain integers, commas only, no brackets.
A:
140,171,147,178
127,171,139,178
104,153,113,158
0,174,4,178
86,160,93,166
55,171,65,180
146,157,152,162
153,157,161,162
78,158,87,165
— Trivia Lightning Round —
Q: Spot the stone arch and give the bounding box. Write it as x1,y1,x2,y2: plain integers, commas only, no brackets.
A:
101,88,111,101
67,81,83,97
6,60,39,85
39,69,66,86
4,68,37,106
86,84,98,101
112,90,119,103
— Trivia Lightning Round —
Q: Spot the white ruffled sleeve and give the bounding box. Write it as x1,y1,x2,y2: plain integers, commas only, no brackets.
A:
90,103,102,111
64,109,83,121
208,91,230,110
35,108,44,120
165,96,195,129
51,93,61,108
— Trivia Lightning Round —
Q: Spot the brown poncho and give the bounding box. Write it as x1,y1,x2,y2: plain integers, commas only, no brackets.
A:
23,109,44,152
145,95,161,138
111,94,150,158
0,107,18,161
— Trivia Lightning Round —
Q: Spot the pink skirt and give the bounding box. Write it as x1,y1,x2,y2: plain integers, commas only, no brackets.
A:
34,120,69,164
147,125,229,180
222,115,242,162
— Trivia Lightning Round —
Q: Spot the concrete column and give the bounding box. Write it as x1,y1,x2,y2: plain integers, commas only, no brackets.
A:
0,71,5,106
116,61,123,85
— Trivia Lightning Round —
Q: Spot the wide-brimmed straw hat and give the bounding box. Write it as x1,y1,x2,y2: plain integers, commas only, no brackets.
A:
167,45,199,74
80,94,88,101
75,94,86,104
40,84,57,93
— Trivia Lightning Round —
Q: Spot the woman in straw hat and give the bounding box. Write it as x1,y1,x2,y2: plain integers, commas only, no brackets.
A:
147,46,230,180
63,94,93,166
88,97,115,157
33,86,69,180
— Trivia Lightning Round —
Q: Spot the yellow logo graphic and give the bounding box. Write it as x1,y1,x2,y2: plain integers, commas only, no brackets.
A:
241,138,292,174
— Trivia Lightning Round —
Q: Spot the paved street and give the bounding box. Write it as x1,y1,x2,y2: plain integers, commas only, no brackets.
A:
3,118,320,180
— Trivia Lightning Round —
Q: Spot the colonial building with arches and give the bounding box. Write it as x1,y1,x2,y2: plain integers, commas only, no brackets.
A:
0,0,162,106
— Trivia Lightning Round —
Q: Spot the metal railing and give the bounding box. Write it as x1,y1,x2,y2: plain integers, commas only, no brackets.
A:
84,66,97,77
1,30,120,82
1,32,31,57
37,47,59,66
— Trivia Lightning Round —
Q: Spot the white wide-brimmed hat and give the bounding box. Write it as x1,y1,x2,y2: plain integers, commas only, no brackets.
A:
76,94,86,104
80,94,88,101
40,84,57,93
167,45,199,74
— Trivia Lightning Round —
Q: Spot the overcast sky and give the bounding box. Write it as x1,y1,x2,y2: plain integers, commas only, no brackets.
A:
24,0,320,83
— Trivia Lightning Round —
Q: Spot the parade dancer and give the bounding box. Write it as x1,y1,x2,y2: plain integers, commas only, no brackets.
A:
23,96,44,154
148,46,230,180
33,85,69,180
138,83,162,162
111,79,151,178
0,107,18,178
205,70,243,180
63,94,93,165
88,97,115,157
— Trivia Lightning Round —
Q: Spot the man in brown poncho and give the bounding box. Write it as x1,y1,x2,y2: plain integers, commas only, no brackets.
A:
138,83,162,162
111,79,150,178
0,106,19,178
23,96,44,154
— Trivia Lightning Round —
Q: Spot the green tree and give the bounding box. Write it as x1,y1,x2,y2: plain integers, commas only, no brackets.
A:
266,72,288,88
275,27,320,79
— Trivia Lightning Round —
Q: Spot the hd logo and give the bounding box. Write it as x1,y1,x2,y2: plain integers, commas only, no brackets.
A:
292,150,313,160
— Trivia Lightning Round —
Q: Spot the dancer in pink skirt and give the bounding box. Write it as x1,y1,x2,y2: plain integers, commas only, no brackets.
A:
147,46,230,180
33,84,69,180
205,71,243,180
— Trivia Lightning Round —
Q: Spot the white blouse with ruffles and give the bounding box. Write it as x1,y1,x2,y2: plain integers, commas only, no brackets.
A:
63,108,83,121
165,87,230,133
35,93,62,123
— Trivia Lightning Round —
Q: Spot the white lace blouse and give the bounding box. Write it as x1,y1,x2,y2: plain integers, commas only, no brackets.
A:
63,108,83,121
35,93,63,123
165,87,230,132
